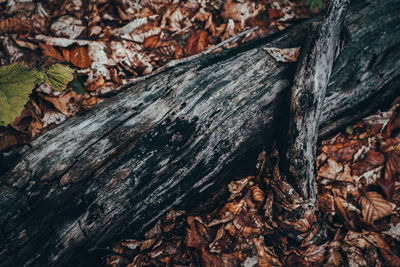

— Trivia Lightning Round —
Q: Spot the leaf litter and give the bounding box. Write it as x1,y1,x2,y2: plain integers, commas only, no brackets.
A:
105,97,400,266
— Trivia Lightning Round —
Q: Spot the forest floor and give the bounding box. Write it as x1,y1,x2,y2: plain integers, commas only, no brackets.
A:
2,0,399,266
105,98,400,266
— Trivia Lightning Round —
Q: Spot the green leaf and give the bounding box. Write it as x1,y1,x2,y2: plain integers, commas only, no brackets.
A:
0,63,36,126
346,125,354,135
72,79,86,95
44,64,74,92
307,0,323,10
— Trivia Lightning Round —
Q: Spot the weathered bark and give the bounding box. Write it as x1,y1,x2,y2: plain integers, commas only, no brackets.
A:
0,0,399,266
283,0,349,205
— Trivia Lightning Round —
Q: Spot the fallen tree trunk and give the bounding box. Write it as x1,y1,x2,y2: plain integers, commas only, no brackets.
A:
1,0,400,265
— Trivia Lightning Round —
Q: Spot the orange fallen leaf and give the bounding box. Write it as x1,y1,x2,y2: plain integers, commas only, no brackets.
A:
144,35,161,49
268,8,285,20
87,76,105,91
184,30,209,56
61,47,71,63
70,46,91,68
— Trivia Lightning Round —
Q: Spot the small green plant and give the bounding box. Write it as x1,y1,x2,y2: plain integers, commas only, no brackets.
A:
0,62,73,126
307,0,323,10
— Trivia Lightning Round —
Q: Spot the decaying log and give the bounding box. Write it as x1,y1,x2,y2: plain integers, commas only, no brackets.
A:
283,0,349,205
0,0,400,265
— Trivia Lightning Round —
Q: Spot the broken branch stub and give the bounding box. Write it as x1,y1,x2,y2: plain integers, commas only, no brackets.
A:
283,0,350,205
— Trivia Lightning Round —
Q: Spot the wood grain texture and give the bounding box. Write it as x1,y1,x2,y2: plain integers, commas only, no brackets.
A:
283,0,349,204
0,0,399,265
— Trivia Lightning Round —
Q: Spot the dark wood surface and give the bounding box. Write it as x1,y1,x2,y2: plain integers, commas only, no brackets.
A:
0,0,399,265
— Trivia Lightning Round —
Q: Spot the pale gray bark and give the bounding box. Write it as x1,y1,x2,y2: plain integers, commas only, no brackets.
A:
0,0,399,265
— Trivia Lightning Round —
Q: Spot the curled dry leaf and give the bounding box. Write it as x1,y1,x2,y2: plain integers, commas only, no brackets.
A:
140,238,157,251
264,47,300,63
184,30,209,56
251,185,265,204
252,237,282,266
225,199,245,215
228,176,253,200
358,191,394,224
13,39,37,50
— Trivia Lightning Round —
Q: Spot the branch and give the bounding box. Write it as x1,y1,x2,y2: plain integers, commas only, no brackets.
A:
283,0,350,205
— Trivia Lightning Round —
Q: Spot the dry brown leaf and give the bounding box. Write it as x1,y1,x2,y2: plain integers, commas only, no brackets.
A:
70,46,92,68
385,146,400,181
263,192,274,219
184,216,204,248
264,47,300,63
352,150,385,176
39,43,64,61
13,39,37,50
379,247,400,266
80,97,99,109
120,239,141,250
87,76,105,91
334,196,359,229
268,8,285,19
0,18,31,33
251,185,265,204
200,246,225,267
184,30,209,56
140,238,156,251
252,237,282,266
299,243,328,264
61,48,71,63
225,199,245,215
41,91,81,116
228,176,253,200
144,35,162,49
318,158,354,183
326,241,342,266
321,140,362,162
358,191,394,224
